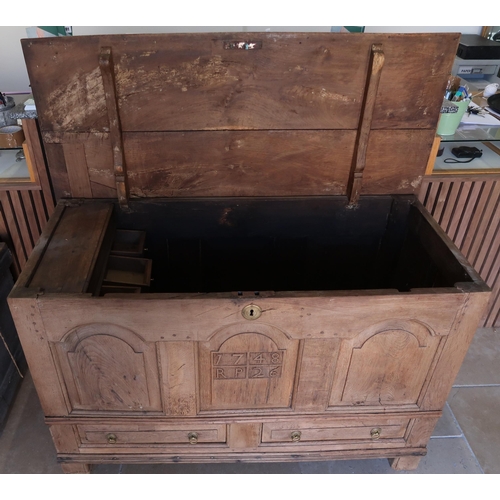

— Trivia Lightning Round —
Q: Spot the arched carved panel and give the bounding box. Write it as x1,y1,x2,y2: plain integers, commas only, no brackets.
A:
199,323,299,411
53,324,162,413
329,320,443,408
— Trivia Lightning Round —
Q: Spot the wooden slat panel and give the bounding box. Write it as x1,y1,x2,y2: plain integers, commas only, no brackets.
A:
439,181,462,235
482,268,500,327
124,131,356,198
432,181,451,224
418,179,430,204
454,181,484,250
461,181,494,256
10,191,34,256
0,192,27,268
20,191,41,247
474,197,500,276
31,190,48,232
467,182,500,267
0,204,21,276
482,231,500,285
63,143,92,198
447,181,472,242
423,181,441,215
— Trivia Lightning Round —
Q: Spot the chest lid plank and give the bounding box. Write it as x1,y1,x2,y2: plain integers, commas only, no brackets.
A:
22,32,459,204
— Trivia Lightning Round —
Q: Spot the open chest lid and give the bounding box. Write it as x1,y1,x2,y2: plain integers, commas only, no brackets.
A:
22,32,459,206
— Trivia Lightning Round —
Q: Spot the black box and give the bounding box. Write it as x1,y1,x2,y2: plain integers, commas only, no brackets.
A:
457,34,500,60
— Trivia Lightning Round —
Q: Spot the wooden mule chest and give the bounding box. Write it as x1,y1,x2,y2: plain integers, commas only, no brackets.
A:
9,32,490,472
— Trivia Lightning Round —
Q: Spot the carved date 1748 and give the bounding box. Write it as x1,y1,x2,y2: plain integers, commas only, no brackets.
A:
212,351,284,380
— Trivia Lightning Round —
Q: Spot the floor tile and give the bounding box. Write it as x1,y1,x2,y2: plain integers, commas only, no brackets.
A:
454,328,500,386
297,438,482,474
432,403,462,437
92,464,122,474
448,386,500,474
122,461,303,474
0,372,61,474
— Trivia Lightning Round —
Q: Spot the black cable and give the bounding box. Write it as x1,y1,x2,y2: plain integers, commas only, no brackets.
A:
443,156,481,164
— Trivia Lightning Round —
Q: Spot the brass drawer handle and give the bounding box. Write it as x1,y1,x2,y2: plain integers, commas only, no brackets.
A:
291,431,301,442
188,432,199,444
106,433,117,444
370,428,382,440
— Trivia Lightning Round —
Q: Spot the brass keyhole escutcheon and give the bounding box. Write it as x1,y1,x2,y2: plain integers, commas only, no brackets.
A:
188,432,199,444
106,433,117,444
370,428,381,440
242,304,262,320
291,431,301,442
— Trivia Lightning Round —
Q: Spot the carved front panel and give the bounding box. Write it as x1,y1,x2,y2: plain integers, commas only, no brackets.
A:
53,324,162,413
199,324,299,411
329,320,444,409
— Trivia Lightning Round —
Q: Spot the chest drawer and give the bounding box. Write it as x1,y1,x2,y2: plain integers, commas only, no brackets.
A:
261,417,410,444
77,423,227,446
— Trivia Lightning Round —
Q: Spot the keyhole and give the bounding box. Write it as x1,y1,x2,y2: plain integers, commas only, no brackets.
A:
242,304,261,320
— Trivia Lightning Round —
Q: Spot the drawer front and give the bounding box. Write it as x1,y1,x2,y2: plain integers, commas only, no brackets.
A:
77,423,226,446
261,418,409,444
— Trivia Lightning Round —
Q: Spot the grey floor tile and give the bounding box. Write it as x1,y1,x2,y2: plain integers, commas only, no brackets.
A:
454,328,500,386
432,403,462,437
0,373,61,474
92,464,122,474
403,437,483,474
122,461,302,474
448,386,500,474
298,438,483,474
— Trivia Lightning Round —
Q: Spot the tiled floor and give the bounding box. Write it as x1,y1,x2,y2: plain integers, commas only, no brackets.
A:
0,328,498,474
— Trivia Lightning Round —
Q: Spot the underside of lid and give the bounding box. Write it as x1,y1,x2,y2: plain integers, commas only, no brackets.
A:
22,32,459,205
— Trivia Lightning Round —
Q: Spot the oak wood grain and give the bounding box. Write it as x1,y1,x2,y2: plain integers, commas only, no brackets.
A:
28,202,113,293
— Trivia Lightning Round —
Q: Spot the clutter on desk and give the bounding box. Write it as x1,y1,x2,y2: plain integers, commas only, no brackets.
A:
0,93,17,127
483,83,500,98
460,102,500,127
444,75,471,102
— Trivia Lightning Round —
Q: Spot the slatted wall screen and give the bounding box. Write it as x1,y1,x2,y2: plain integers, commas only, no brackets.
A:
420,178,500,327
0,189,52,277
0,120,55,278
